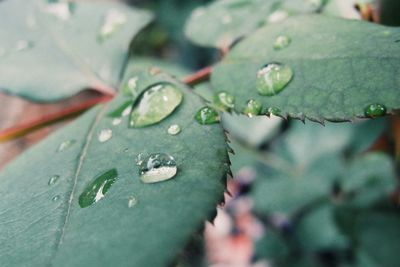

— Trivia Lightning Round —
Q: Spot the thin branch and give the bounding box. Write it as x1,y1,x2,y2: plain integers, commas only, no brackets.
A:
182,66,213,86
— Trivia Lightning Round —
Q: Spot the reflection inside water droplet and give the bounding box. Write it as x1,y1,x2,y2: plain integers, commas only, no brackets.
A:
138,153,177,184
57,139,76,152
79,169,118,208
129,82,183,128
98,129,112,142
48,175,60,186
99,9,127,41
256,63,293,96
167,124,181,135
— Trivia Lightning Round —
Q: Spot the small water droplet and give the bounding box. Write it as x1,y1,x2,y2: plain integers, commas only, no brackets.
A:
273,35,291,50
267,107,281,116
221,14,232,25
99,9,127,41
52,195,60,202
167,124,181,135
195,106,220,125
364,103,387,117
48,175,60,186
98,129,112,143
256,63,293,96
243,99,262,117
138,153,177,184
267,10,288,24
122,76,138,96
214,91,235,111
129,82,183,128
79,169,118,208
57,139,76,152
15,40,34,51
112,118,122,126
128,196,138,208
45,2,75,21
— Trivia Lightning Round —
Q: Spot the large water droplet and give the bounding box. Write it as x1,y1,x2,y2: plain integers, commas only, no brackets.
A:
98,129,112,143
243,99,262,117
128,196,138,208
214,91,235,111
364,103,387,117
79,169,118,208
273,35,291,50
138,153,177,184
57,139,76,152
129,83,183,128
15,40,34,51
256,63,293,96
167,124,181,135
45,1,75,21
98,9,127,41
195,106,220,125
48,175,60,186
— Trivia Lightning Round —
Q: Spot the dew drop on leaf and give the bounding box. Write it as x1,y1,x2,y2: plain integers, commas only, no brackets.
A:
167,124,181,135
15,40,34,51
57,139,76,152
128,196,138,208
273,35,291,50
52,195,60,202
256,63,293,96
195,106,220,125
267,107,282,116
129,82,183,128
138,153,177,184
112,118,122,126
364,103,387,117
79,169,118,208
48,175,60,186
98,9,127,41
98,129,112,143
243,99,262,117
122,76,139,96
214,91,235,111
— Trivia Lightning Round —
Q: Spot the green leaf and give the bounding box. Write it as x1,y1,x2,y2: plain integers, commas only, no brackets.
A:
255,230,289,260
211,15,400,121
0,0,152,102
184,0,327,48
0,74,229,266
294,204,348,251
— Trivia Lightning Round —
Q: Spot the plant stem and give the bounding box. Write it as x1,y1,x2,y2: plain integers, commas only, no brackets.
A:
182,66,213,86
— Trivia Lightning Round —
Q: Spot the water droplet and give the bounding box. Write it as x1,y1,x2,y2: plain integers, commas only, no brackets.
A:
48,175,60,186
214,91,235,111
256,63,293,96
129,83,183,128
273,35,291,50
364,103,387,117
99,9,127,41
128,196,138,208
138,153,177,184
112,118,122,126
167,124,181,135
15,40,34,51
45,2,75,21
79,169,118,208
243,99,262,117
195,106,220,125
267,10,288,24
57,139,76,152
267,107,281,116
122,76,138,96
52,195,60,202
98,129,112,143
221,14,232,25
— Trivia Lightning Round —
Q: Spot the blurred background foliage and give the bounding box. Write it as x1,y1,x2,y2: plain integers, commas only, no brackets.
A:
118,0,400,266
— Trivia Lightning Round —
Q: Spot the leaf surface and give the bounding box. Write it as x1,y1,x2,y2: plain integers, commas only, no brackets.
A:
0,0,152,102
211,16,400,121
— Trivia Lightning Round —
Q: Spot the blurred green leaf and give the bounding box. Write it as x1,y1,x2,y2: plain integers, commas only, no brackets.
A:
255,230,289,260
211,15,400,121
0,0,152,102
